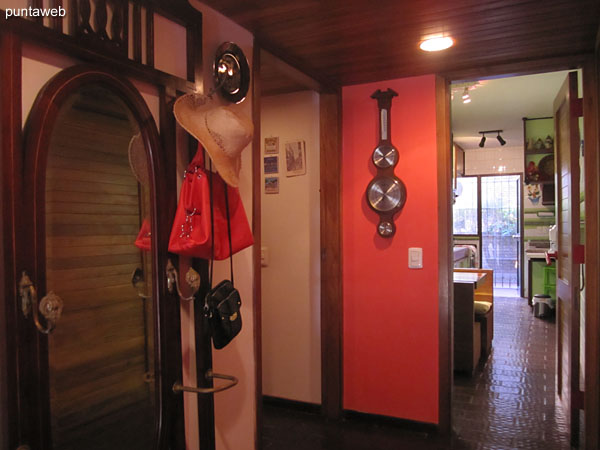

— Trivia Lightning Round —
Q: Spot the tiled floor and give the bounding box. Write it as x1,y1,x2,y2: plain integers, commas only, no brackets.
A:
453,295,570,449
262,295,572,449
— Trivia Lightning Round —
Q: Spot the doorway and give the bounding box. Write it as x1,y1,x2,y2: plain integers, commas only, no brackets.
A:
259,87,322,408
450,69,584,447
255,47,344,427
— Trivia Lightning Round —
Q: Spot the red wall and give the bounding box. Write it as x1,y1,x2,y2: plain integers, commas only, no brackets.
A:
342,75,439,424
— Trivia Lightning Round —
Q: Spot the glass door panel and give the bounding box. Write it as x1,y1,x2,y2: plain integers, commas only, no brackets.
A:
481,175,521,289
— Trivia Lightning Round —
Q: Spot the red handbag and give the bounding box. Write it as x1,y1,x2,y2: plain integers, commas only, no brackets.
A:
168,146,253,260
134,218,152,251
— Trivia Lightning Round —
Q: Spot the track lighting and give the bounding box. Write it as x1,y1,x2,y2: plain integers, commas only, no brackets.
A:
496,132,506,146
478,129,505,148
462,87,471,104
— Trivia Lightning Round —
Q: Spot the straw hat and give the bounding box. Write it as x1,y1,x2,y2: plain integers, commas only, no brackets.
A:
173,93,253,187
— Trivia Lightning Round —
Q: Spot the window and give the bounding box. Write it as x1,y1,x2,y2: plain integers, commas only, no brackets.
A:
453,177,478,235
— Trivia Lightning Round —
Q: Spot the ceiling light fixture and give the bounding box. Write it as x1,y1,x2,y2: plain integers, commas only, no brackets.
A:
496,132,506,146
419,36,454,52
462,87,471,104
478,129,506,148
479,134,486,148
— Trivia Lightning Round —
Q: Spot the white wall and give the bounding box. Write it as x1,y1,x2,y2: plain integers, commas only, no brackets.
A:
260,91,321,404
464,145,524,175
188,2,256,450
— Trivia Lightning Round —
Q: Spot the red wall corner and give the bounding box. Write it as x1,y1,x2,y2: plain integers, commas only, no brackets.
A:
342,75,440,424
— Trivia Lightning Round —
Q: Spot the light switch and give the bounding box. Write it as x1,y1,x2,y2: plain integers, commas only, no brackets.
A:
261,247,269,267
408,247,423,269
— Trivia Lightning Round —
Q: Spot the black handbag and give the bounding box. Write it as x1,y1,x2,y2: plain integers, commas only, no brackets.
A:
204,165,242,349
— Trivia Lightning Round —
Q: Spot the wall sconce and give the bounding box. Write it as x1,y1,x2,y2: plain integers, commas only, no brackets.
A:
478,129,505,147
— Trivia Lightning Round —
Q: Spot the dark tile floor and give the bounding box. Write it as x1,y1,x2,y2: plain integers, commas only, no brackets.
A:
453,295,570,450
263,295,572,449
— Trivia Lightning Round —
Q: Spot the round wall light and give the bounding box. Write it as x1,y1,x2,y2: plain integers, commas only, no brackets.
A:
419,36,454,52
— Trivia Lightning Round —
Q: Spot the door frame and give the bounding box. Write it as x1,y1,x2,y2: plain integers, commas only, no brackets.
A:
439,55,600,445
20,65,182,449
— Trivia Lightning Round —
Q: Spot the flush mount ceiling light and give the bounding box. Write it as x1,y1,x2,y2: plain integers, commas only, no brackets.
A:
419,36,454,52
478,129,506,148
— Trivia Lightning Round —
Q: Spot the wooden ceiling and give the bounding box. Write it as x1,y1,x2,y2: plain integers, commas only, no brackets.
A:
198,0,599,90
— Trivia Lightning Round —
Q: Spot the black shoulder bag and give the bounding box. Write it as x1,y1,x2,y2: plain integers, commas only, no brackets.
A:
203,164,242,349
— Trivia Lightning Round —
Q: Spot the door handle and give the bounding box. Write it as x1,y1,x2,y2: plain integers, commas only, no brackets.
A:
173,370,238,395
166,259,200,302
18,271,63,335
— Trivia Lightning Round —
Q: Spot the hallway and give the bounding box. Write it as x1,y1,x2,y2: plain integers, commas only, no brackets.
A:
453,295,570,449
263,295,571,449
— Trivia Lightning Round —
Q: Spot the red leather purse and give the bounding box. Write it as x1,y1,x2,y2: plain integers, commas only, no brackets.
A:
168,146,253,260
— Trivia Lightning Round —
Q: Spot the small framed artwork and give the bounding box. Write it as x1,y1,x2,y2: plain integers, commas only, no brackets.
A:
264,156,279,174
285,140,306,177
264,136,279,154
265,176,279,194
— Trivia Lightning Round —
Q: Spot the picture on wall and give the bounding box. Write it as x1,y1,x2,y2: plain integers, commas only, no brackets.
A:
285,140,306,177
264,156,279,174
264,136,279,154
265,176,279,194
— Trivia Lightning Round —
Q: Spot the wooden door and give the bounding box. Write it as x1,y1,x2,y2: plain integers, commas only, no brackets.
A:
554,71,583,446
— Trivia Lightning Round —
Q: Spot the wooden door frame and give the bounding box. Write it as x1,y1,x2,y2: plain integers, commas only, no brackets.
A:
251,44,344,448
582,50,600,450
439,54,600,444
21,65,183,449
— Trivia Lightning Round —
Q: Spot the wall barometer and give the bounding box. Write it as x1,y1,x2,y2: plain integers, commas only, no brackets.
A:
365,89,407,237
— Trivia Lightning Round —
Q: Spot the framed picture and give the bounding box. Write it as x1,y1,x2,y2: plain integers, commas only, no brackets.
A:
264,156,279,174
285,140,306,177
264,136,279,154
265,176,279,194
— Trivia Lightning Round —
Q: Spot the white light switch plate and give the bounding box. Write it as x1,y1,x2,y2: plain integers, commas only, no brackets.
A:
408,247,423,269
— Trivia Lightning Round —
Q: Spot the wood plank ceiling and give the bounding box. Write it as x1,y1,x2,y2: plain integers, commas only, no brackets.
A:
199,0,600,89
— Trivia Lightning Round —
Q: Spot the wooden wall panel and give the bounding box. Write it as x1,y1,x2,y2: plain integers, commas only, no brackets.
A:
198,0,599,86
436,75,452,434
44,90,155,449
320,90,343,419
